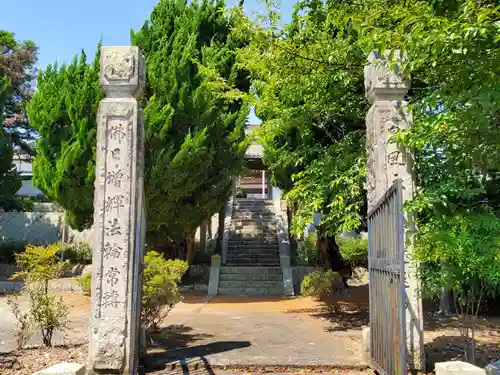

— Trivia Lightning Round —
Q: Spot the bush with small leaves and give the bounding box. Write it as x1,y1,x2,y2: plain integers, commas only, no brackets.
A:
61,242,92,265
10,243,69,347
296,232,320,266
29,292,68,347
141,251,189,333
77,272,91,296
6,294,32,349
301,269,341,297
338,236,368,267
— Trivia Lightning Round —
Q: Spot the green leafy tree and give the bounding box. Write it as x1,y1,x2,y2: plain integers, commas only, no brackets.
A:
28,49,102,229
229,0,368,266
0,30,38,155
233,0,500,309
0,76,22,210
414,212,500,363
0,30,38,210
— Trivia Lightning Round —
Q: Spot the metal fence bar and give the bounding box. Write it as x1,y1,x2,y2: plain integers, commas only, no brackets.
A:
368,178,407,375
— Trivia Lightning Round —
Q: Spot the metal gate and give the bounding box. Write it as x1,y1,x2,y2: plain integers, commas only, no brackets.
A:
368,178,407,375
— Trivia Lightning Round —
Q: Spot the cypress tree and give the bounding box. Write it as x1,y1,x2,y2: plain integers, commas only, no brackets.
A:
28,49,103,228
132,0,250,261
29,1,250,262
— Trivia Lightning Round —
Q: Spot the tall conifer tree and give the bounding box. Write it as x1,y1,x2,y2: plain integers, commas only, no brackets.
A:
29,1,250,261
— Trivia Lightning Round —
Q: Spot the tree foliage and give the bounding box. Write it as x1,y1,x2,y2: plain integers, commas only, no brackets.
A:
0,30,38,155
233,0,500,331
231,1,368,242
28,49,102,229
131,0,250,260
0,31,37,210
29,0,250,261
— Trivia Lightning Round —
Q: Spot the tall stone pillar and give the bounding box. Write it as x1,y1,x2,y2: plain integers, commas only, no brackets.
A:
364,50,425,372
88,46,146,375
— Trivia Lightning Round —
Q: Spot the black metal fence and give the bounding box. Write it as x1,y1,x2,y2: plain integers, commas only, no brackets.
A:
368,178,407,375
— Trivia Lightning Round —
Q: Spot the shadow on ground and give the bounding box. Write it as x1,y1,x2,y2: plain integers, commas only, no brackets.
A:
147,325,251,369
425,334,500,370
282,285,370,332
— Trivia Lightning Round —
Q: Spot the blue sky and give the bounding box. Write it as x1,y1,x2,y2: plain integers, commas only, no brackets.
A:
3,0,296,124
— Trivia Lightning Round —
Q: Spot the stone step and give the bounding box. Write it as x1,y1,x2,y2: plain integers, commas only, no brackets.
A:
232,225,275,230
226,252,279,257
219,273,283,281
228,236,277,241
229,243,278,247
235,200,273,204
226,256,280,262
229,244,278,248
226,257,280,262
228,244,278,249
231,231,276,236
227,250,279,255
226,262,281,266
232,219,275,224
218,287,285,296
220,266,282,274
219,280,283,288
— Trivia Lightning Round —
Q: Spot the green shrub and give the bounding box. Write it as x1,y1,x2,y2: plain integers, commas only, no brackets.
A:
78,250,189,333
10,244,69,347
61,242,92,264
29,292,68,347
77,273,91,296
6,294,32,349
338,236,368,266
301,269,339,297
296,232,320,265
142,251,189,332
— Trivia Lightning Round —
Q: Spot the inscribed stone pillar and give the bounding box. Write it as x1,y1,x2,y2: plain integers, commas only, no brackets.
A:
364,50,425,372
88,46,146,375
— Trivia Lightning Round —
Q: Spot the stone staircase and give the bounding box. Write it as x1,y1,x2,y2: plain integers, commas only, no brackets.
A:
219,199,285,296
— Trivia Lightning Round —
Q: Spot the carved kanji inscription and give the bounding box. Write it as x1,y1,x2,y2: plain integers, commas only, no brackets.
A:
105,194,125,214
105,266,120,287
109,123,126,144
105,218,122,236
103,242,122,259
102,289,120,308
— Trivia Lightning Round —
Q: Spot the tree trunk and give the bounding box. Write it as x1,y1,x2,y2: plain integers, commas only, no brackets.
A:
438,263,452,315
287,203,298,258
316,226,351,287
185,233,196,265
316,225,344,269
215,205,225,255
200,220,207,251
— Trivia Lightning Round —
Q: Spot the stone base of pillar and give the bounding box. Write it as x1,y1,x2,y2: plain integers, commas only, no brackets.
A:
32,362,85,375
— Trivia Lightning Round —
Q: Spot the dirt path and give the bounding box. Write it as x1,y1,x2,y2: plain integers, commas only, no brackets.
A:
149,293,367,367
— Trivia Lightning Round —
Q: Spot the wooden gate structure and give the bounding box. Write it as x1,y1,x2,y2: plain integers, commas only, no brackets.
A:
367,178,407,375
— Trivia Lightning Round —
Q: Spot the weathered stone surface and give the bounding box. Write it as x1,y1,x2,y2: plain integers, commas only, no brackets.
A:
32,362,85,375
435,361,486,375
208,254,221,297
81,264,92,278
0,355,21,370
88,46,146,375
361,327,370,364
364,49,424,372
486,360,500,375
